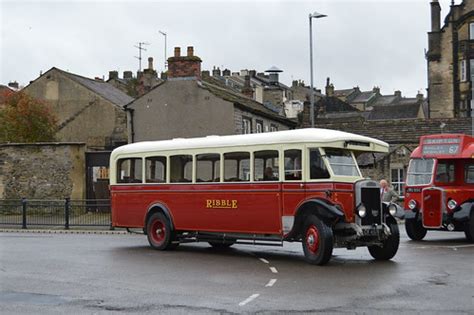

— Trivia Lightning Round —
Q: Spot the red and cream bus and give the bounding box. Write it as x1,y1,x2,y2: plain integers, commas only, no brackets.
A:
404,133,474,242
110,128,402,265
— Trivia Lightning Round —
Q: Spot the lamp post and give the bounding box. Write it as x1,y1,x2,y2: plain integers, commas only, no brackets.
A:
159,30,167,69
309,11,327,128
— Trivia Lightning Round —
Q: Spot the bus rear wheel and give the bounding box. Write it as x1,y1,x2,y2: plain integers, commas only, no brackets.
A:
405,218,427,241
146,212,176,250
302,215,333,265
368,218,400,260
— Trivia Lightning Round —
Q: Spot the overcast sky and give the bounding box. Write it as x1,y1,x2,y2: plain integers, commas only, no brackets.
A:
0,0,457,97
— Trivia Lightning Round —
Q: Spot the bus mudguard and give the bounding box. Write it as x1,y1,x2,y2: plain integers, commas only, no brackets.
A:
145,202,175,230
453,201,474,222
286,198,345,240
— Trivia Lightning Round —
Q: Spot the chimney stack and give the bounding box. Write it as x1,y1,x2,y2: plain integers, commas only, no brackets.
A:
325,77,334,97
241,75,253,98
249,70,256,77
167,46,202,79
108,71,119,80
212,66,221,77
394,90,402,98
372,86,380,94
222,69,231,76
123,71,133,80
416,91,424,101
430,0,441,32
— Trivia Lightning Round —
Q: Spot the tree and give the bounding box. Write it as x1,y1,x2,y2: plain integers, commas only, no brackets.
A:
0,91,58,143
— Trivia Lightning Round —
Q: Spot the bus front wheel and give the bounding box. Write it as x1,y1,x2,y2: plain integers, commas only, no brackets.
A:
368,218,400,260
146,212,176,250
302,215,333,265
405,218,427,241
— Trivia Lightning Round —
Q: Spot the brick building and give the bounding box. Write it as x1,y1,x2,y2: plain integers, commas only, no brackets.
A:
125,46,295,142
427,0,474,118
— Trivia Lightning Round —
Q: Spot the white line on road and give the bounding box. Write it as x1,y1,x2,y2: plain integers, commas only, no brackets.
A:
413,244,474,250
239,293,260,306
259,258,269,264
269,266,278,274
265,279,277,287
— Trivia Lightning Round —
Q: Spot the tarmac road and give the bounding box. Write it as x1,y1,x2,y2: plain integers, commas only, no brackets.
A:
0,228,473,314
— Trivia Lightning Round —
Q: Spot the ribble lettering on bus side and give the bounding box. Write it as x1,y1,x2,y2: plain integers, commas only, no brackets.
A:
206,199,238,209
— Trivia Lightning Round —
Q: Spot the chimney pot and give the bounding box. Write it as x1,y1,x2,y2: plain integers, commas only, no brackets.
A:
187,46,194,57
148,57,154,70
174,47,181,57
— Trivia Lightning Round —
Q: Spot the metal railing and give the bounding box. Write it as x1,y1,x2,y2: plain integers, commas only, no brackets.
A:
0,198,112,229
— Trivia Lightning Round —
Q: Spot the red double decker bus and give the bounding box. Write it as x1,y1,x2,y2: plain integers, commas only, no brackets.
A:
404,133,474,242
110,129,402,265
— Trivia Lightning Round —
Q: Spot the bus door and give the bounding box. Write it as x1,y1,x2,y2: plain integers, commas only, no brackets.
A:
281,148,305,235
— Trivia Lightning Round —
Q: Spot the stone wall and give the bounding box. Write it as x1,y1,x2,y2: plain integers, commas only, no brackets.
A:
0,143,86,199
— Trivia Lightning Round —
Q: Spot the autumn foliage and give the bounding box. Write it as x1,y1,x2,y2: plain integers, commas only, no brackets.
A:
0,91,58,143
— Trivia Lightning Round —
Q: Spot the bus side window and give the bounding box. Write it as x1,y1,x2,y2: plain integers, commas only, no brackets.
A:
170,155,193,183
117,158,143,183
284,149,302,181
145,156,166,183
196,154,220,182
435,162,455,183
224,152,250,182
465,164,474,183
254,150,279,181
309,149,330,179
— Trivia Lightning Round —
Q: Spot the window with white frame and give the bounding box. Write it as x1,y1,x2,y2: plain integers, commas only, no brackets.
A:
256,120,263,133
242,117,252,134
391,167,405,196
270,124,278,132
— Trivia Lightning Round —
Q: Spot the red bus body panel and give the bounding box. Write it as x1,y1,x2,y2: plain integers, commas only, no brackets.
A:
111,182,357,234
422,188,443,228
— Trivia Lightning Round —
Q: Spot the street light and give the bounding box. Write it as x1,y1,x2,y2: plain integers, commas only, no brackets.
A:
309,11,327,128
159,30,167,69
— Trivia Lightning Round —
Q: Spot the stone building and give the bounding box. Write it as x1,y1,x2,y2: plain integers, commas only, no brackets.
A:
427,0,474,118
126,46,295,142
23,67,133,151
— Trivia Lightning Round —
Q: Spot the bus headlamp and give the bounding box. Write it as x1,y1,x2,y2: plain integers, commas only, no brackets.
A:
447,199,458,210
357,204,367,218
408,199,417,210
388,203,398,216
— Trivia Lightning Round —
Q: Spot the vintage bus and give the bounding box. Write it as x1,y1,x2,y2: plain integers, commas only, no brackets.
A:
110,128,402,265
404,133,474,242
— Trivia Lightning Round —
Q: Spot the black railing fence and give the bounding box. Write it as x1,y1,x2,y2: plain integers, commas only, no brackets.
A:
0,198,112,229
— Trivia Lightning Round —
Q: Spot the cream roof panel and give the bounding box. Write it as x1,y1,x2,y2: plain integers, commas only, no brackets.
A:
112,128,389,158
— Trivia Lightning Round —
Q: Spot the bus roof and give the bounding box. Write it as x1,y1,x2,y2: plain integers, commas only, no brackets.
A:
410,133,474,159
111,128,389,158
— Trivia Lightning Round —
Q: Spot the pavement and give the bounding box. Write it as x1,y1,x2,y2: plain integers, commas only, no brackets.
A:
0,228,473,314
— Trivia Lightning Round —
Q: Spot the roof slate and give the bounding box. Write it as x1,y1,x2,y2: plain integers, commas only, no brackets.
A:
368,103,421,120
351,91,376,103
55,68,134,107
316,97,359,113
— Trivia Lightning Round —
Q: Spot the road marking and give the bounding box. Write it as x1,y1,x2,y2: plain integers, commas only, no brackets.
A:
269,266,278,274
412,244,474,250
265,279,277,287
239,293,260,306
259,258,269,264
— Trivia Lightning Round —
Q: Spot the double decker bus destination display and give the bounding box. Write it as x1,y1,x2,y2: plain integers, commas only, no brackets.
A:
422,138,460,155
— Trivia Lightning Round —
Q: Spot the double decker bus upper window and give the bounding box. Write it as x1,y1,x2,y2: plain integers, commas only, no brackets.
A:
324,148,359,176
465,164,474,183
309,149,330,179
196,154,220,182
284,149,302,180
435,161,455,183
145,156,166,183
224,152,250,182
170,155,193,183
254,150,279,181
117,158,143,183
406,158,434,185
